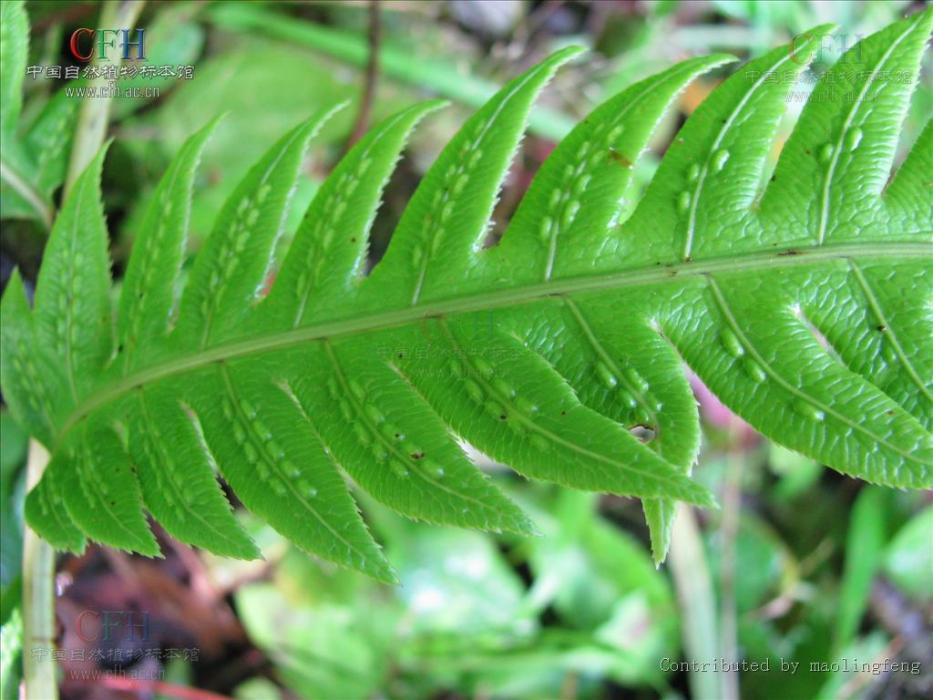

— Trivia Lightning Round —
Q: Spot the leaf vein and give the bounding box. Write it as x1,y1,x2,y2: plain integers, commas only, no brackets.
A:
847,258,932,403
705,275,930,465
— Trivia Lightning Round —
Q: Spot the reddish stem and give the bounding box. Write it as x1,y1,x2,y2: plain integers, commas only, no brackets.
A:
88,673,234,700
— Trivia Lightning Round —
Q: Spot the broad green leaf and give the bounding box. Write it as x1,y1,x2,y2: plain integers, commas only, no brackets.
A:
769,443,821,500
833,487,886,655
237,583,390,700
526,491,678,686
0,608,22,700
882,506,933,602
232,678,282,700
4,14,932,578
388,526,527,637
707,513,790,614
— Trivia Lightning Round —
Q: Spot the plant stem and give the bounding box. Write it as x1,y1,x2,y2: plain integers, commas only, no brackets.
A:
21,441,57,700
669,502,722,700
718,423,744,700
207,2,578,141
64,0,145,195
89,673,234,700
343,0,381,153
58,240,928,437
22,4,146,698
0,159,54,229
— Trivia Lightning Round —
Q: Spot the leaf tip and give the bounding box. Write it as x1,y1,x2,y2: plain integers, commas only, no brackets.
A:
505,512,541,538
551,44,587,63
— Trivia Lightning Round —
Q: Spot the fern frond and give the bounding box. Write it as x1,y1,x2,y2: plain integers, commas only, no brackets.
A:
3,12,931,575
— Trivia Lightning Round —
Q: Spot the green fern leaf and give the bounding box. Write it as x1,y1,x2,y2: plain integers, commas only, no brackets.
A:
0,0,27,145
33,145,113,406
3,12,931,574
1,271,54,447
22,452,85,554
1,0,77,227
55,417,158,556
118,115,222,370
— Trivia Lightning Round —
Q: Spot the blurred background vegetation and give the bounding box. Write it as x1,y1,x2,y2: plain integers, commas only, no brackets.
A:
1,1,930,699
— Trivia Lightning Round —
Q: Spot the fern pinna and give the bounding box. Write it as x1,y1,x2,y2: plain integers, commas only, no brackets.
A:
2,12,931,580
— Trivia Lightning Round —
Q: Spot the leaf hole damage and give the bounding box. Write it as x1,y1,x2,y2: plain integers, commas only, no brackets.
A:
629,424,657,443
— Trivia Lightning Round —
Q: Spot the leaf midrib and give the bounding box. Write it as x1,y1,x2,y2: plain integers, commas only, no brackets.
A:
62,240,932,435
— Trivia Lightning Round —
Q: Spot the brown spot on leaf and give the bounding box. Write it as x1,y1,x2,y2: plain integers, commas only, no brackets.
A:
609,149,633,169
